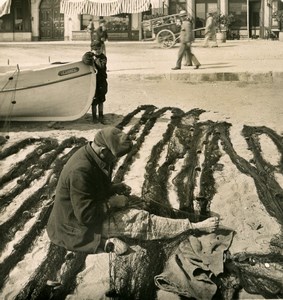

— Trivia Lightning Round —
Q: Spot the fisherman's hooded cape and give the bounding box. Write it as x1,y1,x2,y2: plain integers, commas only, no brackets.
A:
94,126,133,158
47,127,132,253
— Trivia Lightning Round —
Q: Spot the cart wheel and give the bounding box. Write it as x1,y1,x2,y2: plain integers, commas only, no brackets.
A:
156,29,176,48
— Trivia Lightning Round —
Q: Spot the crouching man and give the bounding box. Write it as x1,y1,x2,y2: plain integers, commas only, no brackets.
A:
47,126,219,254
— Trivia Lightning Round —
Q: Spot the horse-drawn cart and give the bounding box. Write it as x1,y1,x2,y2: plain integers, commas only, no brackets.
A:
142,12,205,48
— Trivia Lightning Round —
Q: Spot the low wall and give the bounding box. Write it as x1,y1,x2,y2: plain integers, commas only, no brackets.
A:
71,30,140,41
72,31,91,41
0,32,32,42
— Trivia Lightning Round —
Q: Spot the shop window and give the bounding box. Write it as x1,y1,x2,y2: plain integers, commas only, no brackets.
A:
81,14,93,30
195,0,217,36
196,3,205,26
207,3,217,13
0,0,30,32
169,0,187,15
195,0,218,24
229,0,247,27
0,8,13,31
14,7,23,31
104,14,130,32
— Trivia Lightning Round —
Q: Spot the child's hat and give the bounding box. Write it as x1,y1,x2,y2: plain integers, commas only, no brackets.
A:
91,40,102,50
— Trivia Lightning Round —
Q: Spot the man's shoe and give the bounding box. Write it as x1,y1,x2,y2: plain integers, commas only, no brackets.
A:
194,65,201,69
99,117,106,125
171,67,181,70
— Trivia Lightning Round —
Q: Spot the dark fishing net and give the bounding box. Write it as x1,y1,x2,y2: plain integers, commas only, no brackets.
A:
1,105,283,299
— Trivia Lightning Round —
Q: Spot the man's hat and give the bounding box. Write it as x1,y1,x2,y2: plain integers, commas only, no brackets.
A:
91,40,102,50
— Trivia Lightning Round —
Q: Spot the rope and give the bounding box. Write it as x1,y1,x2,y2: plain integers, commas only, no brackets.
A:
1,65,20,139
135,193,216,221
105,205,120,299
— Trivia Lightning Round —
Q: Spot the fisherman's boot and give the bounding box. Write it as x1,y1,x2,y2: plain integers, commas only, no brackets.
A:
98,103,105,124
98,111,105,124
92,105,99,123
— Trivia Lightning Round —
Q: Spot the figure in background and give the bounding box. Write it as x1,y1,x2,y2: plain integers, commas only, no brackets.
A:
172,14,201,70
203,12,218,48
176,14,192,67
47,126,220,254
96,19,108,55
86,18,95,42
82,41,108,124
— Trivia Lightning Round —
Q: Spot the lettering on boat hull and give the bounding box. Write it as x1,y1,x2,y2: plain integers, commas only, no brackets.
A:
58,67,79,76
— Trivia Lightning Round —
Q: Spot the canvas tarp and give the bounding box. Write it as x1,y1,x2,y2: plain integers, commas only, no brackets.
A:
0,0,12,17
60,0,163,16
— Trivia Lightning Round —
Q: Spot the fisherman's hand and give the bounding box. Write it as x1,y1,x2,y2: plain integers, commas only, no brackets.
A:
108,195,129,208
111,182,131,196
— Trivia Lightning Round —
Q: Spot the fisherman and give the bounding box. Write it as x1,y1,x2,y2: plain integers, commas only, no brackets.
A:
46,126,220,254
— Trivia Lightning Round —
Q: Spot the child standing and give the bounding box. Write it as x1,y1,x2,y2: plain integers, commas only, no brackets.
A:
82,40,108,124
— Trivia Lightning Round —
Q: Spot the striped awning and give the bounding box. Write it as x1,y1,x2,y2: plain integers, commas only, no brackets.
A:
60,0,163,16
0,0,12,17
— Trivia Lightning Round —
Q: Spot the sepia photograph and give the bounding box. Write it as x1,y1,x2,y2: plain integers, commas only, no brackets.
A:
0,0,283,299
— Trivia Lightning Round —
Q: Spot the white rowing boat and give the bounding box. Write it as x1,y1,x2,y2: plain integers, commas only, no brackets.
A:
0,61,96,122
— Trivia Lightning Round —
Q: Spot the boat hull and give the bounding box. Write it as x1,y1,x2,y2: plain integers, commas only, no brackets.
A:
0,61,96,121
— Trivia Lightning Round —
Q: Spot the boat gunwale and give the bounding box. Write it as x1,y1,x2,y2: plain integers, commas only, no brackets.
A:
1,71,92,93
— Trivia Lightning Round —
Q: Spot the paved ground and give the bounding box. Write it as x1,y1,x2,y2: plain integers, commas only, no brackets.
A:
0,39,283,82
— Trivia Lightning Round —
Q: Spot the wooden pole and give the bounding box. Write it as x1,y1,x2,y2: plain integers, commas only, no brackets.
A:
247,0,250,39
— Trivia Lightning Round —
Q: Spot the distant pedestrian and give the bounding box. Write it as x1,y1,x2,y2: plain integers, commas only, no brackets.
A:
203,13,218,48
96,19,108,55
87,19,95,42
82,41,108,124
172,15,201,70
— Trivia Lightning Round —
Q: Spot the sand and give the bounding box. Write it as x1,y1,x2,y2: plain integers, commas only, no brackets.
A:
0,80,282,299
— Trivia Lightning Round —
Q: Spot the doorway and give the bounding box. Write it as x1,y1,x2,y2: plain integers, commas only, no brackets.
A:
39,0,64,40
249,0,263,38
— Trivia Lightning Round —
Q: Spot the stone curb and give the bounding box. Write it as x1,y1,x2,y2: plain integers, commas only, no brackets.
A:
110,71,283,83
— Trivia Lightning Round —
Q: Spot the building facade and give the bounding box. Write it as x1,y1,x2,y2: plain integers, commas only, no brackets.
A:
0,0,282,42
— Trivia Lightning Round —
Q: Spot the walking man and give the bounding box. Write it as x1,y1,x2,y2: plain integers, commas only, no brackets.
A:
172,15,201,70
203,12,218,48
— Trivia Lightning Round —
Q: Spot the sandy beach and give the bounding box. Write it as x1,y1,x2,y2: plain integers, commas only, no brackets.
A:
0,41,283,299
